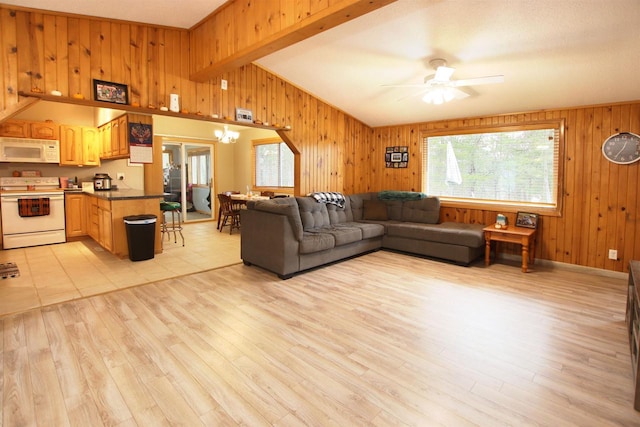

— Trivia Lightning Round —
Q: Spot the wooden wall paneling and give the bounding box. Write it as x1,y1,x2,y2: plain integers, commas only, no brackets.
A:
563,108,578,264
147,27,158,108
615,104,631,267
569,107,584,265
162,28,176,110
596,106,613,269
276,76,287,126
616,104,640,270
254,66,265,123
1,9,18,110
109,23,121,85
15,11,31,94
266,72,275,126
180,31,195,115
220,71,229,119
586,107,603,267
53,17,68,97
43,15,57,94
334,109,345,192
89,20,102,82
130,25,148,108
29,13,45,93
156,28,167,109
306,94,318,193
102,21,112,80
318,102,327,191
577,108,593,266
605,105,621,270
66,18,80,96
78,19,91,99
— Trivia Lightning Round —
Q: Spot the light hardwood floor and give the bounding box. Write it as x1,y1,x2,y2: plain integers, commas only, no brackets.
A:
1,244,639,425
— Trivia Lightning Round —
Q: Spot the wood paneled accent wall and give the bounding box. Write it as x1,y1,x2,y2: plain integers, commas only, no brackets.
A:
0,5,370,196
189,0,396,82
365,103,640,272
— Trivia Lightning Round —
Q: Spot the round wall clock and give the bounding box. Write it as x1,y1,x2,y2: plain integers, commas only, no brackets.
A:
602,132,640,164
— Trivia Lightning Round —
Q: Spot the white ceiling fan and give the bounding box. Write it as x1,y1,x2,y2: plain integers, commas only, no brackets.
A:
385,58,504,104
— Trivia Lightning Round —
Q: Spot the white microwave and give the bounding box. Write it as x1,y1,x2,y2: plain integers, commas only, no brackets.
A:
0,137,60,163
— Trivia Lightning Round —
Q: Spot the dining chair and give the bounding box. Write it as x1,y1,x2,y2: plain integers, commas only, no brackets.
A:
217,191,240,230
260,190,275,198
217,193,241,234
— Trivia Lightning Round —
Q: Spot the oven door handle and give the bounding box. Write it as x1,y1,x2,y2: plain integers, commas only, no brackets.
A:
1,194,64,202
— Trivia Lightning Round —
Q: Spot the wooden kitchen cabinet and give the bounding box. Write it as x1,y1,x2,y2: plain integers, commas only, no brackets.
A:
85,194,162,258
88,196,113,251
98,199,113,252
65,193,88,238
30,121,59,140
82,127,101,165
0,119,59,139
115,115,129,157
99,114,129,160
0,119,29,137
60,124,101,166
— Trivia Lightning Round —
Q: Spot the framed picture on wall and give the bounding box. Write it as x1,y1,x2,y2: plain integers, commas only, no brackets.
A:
386,146,409,168
93,79,128,104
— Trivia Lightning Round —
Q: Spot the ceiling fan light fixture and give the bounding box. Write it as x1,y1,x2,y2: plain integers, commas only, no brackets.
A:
215,125,240,143
422,87,456,105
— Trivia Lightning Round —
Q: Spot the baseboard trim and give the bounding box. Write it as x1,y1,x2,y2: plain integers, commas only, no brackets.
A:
499,253,628,280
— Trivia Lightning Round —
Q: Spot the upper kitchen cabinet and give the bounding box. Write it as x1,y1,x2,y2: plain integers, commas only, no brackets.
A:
59,125,100,167
99,115,130,160
30,122,59,140
0,119,58,140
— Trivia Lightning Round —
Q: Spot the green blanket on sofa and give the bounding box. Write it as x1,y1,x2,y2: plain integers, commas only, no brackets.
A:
378,190,427,201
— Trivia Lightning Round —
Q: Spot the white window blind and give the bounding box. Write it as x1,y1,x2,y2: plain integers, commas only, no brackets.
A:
422,122,563,210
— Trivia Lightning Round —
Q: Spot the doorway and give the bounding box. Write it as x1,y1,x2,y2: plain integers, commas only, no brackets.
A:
162,141,214,222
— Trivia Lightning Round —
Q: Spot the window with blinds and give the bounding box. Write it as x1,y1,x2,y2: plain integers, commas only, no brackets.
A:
253,139,294,188
422,120,564,213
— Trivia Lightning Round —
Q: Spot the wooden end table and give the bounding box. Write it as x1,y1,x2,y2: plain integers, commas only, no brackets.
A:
483,225,537,272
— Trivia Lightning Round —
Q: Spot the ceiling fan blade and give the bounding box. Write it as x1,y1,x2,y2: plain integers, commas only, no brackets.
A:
381,84,429,88
452,75,504,87
434,66,455,81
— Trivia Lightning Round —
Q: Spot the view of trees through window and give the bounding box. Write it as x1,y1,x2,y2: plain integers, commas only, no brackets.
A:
255,141,294,187
424,126,560,208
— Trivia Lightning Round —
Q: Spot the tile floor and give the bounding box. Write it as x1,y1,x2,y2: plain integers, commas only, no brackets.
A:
0,221,241,317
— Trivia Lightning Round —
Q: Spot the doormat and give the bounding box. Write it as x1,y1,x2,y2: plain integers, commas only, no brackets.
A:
0,262,20,279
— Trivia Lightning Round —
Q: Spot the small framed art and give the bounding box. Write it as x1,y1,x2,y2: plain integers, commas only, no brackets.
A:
93,79,128,105
235,108,253,123
385,146,409,168
515,212,539,229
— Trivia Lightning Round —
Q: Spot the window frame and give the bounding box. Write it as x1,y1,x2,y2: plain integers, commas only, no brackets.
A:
251,137,295,193
421,119,565,216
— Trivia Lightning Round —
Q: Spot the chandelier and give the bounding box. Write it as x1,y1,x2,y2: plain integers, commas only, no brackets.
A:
215,125,240,144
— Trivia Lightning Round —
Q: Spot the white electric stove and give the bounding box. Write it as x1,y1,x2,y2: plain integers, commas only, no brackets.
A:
0,177,66,249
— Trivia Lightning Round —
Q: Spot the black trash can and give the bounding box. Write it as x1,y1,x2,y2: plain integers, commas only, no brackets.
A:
123,214,157,261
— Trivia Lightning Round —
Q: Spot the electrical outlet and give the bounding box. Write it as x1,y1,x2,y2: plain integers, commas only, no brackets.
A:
221,79,228,90
608,249,618,260
117,173,125,181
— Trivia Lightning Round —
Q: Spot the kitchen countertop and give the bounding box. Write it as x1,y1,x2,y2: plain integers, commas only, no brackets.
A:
68,188,164,200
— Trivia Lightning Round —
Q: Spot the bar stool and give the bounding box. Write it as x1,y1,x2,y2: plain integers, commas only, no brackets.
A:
160,201,184,247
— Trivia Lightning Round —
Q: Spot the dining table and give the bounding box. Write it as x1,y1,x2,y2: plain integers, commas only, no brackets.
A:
217,193,271,230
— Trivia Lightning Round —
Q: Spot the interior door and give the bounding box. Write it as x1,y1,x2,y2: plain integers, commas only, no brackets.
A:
184,143,214,221
162,141,214,222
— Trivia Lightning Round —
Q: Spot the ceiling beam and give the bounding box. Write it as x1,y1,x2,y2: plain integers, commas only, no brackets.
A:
190,0,396,82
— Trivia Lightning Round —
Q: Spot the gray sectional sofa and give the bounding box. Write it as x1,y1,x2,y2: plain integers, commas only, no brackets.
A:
240,192,485,279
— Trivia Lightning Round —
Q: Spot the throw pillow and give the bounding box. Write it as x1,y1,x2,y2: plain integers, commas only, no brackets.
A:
362,200,388,221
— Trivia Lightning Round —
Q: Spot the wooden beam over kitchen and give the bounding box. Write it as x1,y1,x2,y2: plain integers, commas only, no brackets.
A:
0,97,39,123
189,0,397,82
